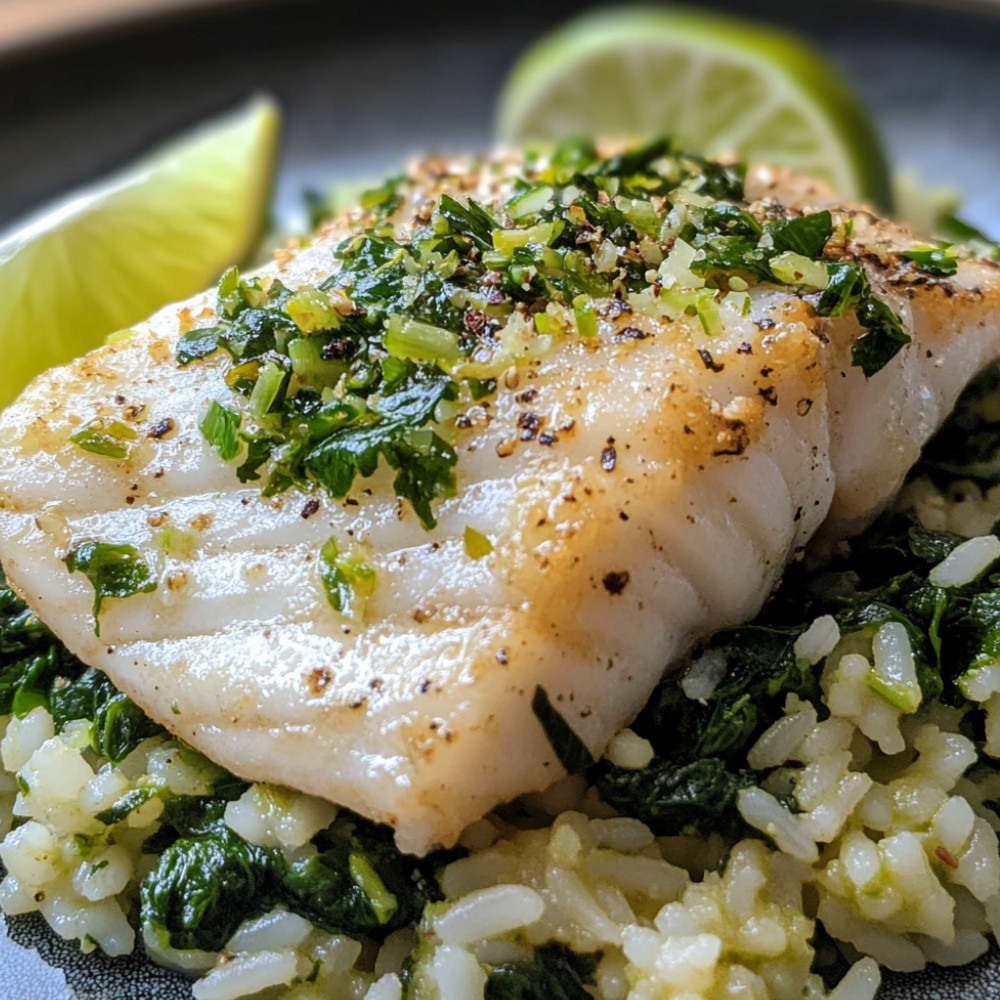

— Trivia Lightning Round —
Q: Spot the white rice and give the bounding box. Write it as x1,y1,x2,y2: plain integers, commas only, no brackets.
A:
680,648,728,701
226,910,314,953
425,943,487,1000
929,534,1000,587
364,974,402,1000
432,885,545,945
604,729,655,770
192,950,301,1000
870,622,920,713
794,615,841,665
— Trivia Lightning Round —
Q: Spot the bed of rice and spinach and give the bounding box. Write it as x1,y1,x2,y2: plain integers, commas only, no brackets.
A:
7,372,1000,999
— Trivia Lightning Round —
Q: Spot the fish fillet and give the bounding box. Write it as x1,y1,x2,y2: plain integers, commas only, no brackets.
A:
0,151,998,854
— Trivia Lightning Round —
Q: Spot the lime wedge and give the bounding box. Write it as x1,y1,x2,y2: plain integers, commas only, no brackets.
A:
497,6,890,207
0,97,280,409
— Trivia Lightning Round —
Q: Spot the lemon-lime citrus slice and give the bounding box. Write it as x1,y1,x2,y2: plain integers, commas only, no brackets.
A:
0,97,280,409
497,6,891,208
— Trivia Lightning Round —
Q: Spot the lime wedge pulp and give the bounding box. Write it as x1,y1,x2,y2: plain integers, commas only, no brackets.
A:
0,97,280,409
497,6,891,207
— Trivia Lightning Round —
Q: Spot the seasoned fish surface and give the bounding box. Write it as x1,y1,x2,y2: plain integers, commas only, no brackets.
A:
0,150,998,854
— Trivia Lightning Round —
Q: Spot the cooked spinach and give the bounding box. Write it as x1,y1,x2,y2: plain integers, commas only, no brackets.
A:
141,827,277,952
50,667,165,763
0,573,163,759
532,685,595,774
486,943,596,1000
140,777,249,855
597,757,757,839
633,624,816,764
918,359,1000,488
597,482,1000,837
140,810,437,953
280,817,429,935
595,623,813,837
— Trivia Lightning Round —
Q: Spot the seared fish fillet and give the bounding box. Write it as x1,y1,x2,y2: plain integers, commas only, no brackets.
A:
0,148,997,854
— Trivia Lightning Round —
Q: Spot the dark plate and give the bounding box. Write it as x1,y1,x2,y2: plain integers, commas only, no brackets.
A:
1,0,999,996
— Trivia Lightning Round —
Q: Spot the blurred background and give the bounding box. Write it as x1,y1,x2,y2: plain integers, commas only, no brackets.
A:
0,0,998,232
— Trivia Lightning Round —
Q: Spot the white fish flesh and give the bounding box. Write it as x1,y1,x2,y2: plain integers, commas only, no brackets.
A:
0,150,998,854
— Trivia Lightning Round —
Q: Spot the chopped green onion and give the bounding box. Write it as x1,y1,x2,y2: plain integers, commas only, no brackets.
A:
724,290,751,316
217,265,243,318
490,222,559,258
284,286,342,333
507,184,554,220
348,852,398,925
769,252,830,289
695,290,724,338
383,315,461,365
70,418,137,460
248,359,290,419
573,297,597,338
217,266,270,319
319,537,377,619
464,526,493,560
288,338,347,388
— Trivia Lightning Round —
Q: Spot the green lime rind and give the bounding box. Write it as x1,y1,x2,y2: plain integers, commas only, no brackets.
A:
497,6,891,210
0,97,280,410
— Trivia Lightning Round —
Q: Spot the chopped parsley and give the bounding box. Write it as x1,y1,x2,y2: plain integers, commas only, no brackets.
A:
63,540,157,636
178,141,917,524
816,261,911,377
900,246,959,277
850,291,913,378
767,209,834,257
200,400,242,462
176,326,223,365
304,367,458,530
